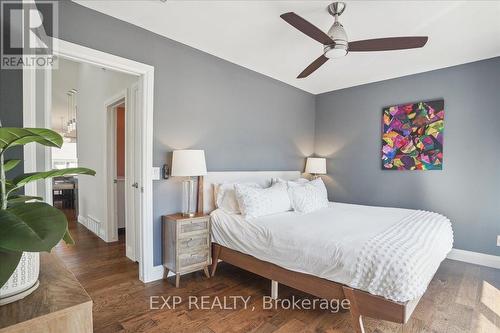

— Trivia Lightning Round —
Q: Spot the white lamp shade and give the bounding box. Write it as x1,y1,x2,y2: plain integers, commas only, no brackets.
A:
171,150,207,177
305,157,327,174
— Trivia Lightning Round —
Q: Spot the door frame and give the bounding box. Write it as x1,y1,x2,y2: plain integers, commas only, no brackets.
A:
23,38,157,283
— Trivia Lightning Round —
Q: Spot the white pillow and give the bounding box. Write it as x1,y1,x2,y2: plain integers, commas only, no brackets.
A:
287,178,329,213
234,182,291,219
271,177,309,185
214,182,261,214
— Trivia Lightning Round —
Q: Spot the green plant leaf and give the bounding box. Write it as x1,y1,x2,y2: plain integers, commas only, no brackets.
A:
4,159,21,172
0,128,63,151
0,249,22,289
11,167,96,189
0,202,67,252
8,195,43,206
62,229,74,245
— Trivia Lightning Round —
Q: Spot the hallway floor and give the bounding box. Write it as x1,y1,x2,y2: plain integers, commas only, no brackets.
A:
53,210,500,333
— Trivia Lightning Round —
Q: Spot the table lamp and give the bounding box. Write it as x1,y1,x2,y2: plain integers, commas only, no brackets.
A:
171,150,207,217
305,157,326,179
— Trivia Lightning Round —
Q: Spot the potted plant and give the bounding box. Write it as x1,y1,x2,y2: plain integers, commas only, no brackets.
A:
0,127,95,305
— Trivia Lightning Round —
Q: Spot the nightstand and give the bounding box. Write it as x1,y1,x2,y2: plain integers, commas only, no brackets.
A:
162,213,211,288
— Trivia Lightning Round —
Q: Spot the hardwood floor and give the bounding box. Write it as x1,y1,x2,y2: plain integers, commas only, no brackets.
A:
53,210,500,333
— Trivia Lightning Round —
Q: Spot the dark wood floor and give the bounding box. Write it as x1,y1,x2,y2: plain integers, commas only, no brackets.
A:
53,209,500,333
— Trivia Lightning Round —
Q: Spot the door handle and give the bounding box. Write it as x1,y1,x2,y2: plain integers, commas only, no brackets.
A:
132,182,139,188
113,179,118,184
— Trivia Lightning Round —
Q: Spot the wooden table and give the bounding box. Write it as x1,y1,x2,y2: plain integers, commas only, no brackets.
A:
0,253,93,333
53,180,77,209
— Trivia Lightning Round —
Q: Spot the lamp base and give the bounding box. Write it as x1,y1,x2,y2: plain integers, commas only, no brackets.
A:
181,178,197,217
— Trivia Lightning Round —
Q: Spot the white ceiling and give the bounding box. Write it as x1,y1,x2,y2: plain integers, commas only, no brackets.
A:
74,1,500,94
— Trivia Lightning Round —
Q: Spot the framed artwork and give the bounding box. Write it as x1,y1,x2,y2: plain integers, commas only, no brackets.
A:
382,99,444,170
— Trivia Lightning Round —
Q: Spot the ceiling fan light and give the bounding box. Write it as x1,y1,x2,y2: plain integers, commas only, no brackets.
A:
325,21,348,58
324,44,347,59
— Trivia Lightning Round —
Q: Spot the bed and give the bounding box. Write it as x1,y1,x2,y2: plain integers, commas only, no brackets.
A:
202,171,453,333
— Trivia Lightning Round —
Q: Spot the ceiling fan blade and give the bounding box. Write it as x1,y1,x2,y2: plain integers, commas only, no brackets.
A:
349,37,428,52
280,12,333,45
297,55,329,79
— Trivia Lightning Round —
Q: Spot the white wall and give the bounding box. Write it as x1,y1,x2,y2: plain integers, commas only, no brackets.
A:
76,63,138,239
52,58,79,130
52,142,77,160
51,142,78,169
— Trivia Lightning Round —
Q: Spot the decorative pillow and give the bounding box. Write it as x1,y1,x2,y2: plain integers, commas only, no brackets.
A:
287,178,329,213
234,182,291,219
214,182,261,214
271,177,310,185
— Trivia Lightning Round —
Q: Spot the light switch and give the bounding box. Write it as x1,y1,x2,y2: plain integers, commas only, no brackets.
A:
152,167,161,180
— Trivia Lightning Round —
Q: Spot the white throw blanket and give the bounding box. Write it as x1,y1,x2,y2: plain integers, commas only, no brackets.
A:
350,210,453,302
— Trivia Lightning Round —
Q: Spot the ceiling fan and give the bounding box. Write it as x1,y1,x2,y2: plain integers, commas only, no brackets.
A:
281,2,428,78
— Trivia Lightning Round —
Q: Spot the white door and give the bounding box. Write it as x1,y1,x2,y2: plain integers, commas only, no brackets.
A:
125,81,142,262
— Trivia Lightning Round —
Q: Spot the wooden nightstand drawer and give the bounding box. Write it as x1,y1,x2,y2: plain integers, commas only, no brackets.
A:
179,251,209,269
178,235,209,252
179,219,209,236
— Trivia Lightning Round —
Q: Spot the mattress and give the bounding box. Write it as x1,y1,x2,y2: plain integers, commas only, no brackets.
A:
210,202,453,302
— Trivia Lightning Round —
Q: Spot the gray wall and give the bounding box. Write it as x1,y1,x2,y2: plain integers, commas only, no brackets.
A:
56,1,315,265
0,68,24,179
3,1,497,263
0,0,24,176
315,57,500,256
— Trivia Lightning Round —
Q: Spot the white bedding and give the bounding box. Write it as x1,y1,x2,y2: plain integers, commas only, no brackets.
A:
210,202,453,302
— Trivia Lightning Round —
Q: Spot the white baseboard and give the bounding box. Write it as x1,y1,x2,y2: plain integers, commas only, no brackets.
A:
146,265,192,283
447,248,500,269
145,265,165,282
77,215,106,242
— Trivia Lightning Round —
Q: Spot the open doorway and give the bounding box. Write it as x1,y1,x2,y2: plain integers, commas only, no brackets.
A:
23,39,157,282
50,58,79,217
46,56,141,271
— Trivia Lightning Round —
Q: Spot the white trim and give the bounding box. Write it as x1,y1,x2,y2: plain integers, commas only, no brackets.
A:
447,248,500,269
140,64,155,282
22,67,37,197
150,265,166,281
43,67,53,204
23,38,156,283
77,215,105,241
104,90,128,110
58,40,145,77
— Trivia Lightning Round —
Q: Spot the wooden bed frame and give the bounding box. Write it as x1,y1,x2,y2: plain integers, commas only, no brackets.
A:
201,171,421,333
210,243,421,333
